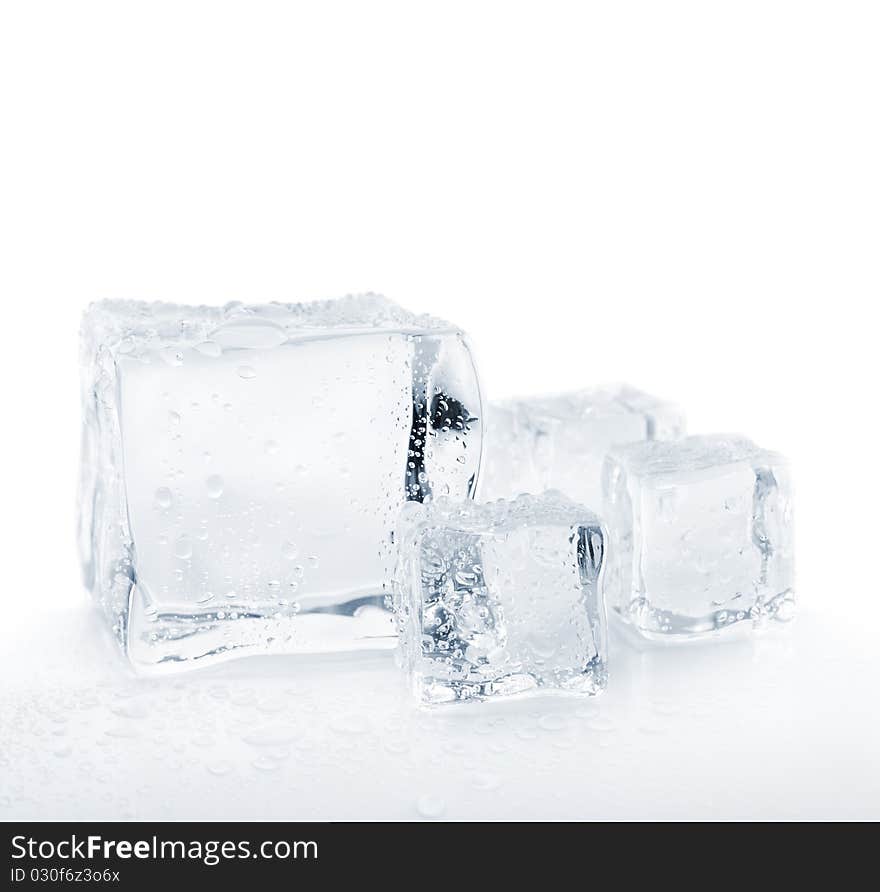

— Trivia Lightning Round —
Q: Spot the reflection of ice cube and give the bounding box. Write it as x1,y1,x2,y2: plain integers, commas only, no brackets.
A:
394,493,607,705
481,386,684,506
602,435,794,640
79,296,484,673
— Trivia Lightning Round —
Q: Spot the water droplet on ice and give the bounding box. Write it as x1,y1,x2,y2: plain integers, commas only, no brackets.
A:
206,475,224,498
237,365,257,380
160,346,184,366
155,487,173,509
210,319,287,350
174,535,193,559
775,598,796,622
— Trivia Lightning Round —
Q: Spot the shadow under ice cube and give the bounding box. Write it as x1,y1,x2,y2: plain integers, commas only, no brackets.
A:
79,296,483,672
394,493,608,705
602,434,794,640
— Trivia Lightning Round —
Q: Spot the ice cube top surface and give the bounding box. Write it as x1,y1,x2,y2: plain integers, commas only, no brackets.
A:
82,294,458,355
480,385,684,505
496,385,681,427
607,433,775,478
394,493,608,705
79,296,483,673
602,434,794,640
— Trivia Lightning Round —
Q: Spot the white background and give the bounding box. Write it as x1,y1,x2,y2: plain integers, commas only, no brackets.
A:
0,1,877,820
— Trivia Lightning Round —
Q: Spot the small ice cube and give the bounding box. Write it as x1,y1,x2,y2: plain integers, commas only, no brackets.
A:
602,434,794,639
480,386,684,505
78,295,484,672
393,493,608,705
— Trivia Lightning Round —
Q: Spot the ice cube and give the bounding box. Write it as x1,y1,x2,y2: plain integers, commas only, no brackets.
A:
393,493,607,705
480,386,684,505
602,434,794,639
79,296,483,672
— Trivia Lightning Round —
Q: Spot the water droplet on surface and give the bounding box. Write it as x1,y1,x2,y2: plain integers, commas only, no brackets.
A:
470,772,502,792
252,755,281,772
586,718,616,733
256,698,285,715
330,715,370,735
206,475,224,499
265,440,279,455
638,723,666,736
242,728,297,747
207,761,233,776
168,410,181,425
416,794,446,819
105,726,140,739
281,541,298,560
537,714,568,732
174,535,193,560
237,365,257,380
155,487,173,509
111,701,149,720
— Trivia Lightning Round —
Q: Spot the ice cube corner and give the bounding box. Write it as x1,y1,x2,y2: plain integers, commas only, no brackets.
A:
79,296,484,672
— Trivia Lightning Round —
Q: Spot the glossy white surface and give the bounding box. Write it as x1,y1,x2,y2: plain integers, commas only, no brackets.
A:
2,603,877,820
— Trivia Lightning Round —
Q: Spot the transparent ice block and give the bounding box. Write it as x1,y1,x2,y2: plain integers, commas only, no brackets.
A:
393,493,607,705
602,435,794,640
480,386,684,506
79,296,483,672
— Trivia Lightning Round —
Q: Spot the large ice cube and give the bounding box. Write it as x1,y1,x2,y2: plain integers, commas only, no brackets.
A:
79,296,483,672
602,434,794,640
480,386,684,505
394,493,607,705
